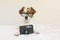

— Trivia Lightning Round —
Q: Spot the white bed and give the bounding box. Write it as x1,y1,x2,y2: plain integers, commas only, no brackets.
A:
0,25,60,40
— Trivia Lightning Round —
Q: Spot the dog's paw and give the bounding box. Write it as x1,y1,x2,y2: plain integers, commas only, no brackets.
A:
34,32,40,34
14,33,20,36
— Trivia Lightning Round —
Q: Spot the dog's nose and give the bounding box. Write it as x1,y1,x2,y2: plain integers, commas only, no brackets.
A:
25,16,28,20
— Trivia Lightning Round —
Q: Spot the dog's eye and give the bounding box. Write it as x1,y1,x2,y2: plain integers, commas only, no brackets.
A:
26,12,28,14
28,12,32,14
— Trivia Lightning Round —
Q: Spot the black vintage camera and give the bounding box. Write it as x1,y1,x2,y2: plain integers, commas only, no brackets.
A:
19,25,34,35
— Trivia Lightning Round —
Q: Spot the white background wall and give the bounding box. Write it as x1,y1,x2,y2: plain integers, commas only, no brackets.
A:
0,0,60,25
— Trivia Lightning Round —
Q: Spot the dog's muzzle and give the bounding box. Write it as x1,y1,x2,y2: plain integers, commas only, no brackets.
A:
25,16,28,20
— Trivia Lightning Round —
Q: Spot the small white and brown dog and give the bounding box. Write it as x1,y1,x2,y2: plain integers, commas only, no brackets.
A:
19,7,36,22
14,7,39,36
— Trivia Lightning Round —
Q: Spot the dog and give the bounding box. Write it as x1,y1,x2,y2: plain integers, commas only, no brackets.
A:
14,7,39,36
19,7,36,22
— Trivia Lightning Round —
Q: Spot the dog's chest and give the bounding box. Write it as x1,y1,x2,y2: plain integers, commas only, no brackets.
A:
19,17,31,25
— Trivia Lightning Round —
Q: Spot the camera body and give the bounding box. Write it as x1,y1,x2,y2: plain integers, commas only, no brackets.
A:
20,25,34,34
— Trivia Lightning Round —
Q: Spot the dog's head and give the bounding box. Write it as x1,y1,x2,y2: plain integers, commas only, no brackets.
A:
19,7,36,20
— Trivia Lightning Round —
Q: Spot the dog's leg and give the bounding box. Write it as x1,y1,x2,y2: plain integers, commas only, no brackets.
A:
14,26,20,36
33,28,40,34
34,31,40,34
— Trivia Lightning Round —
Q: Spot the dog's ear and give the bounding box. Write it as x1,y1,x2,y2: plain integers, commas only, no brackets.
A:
31,7,36,14
28,7,36,18
19,7,25,14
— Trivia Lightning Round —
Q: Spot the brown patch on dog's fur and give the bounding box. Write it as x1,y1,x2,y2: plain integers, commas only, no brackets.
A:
19,7,25,14
27,7,36,17
19,7,36,18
